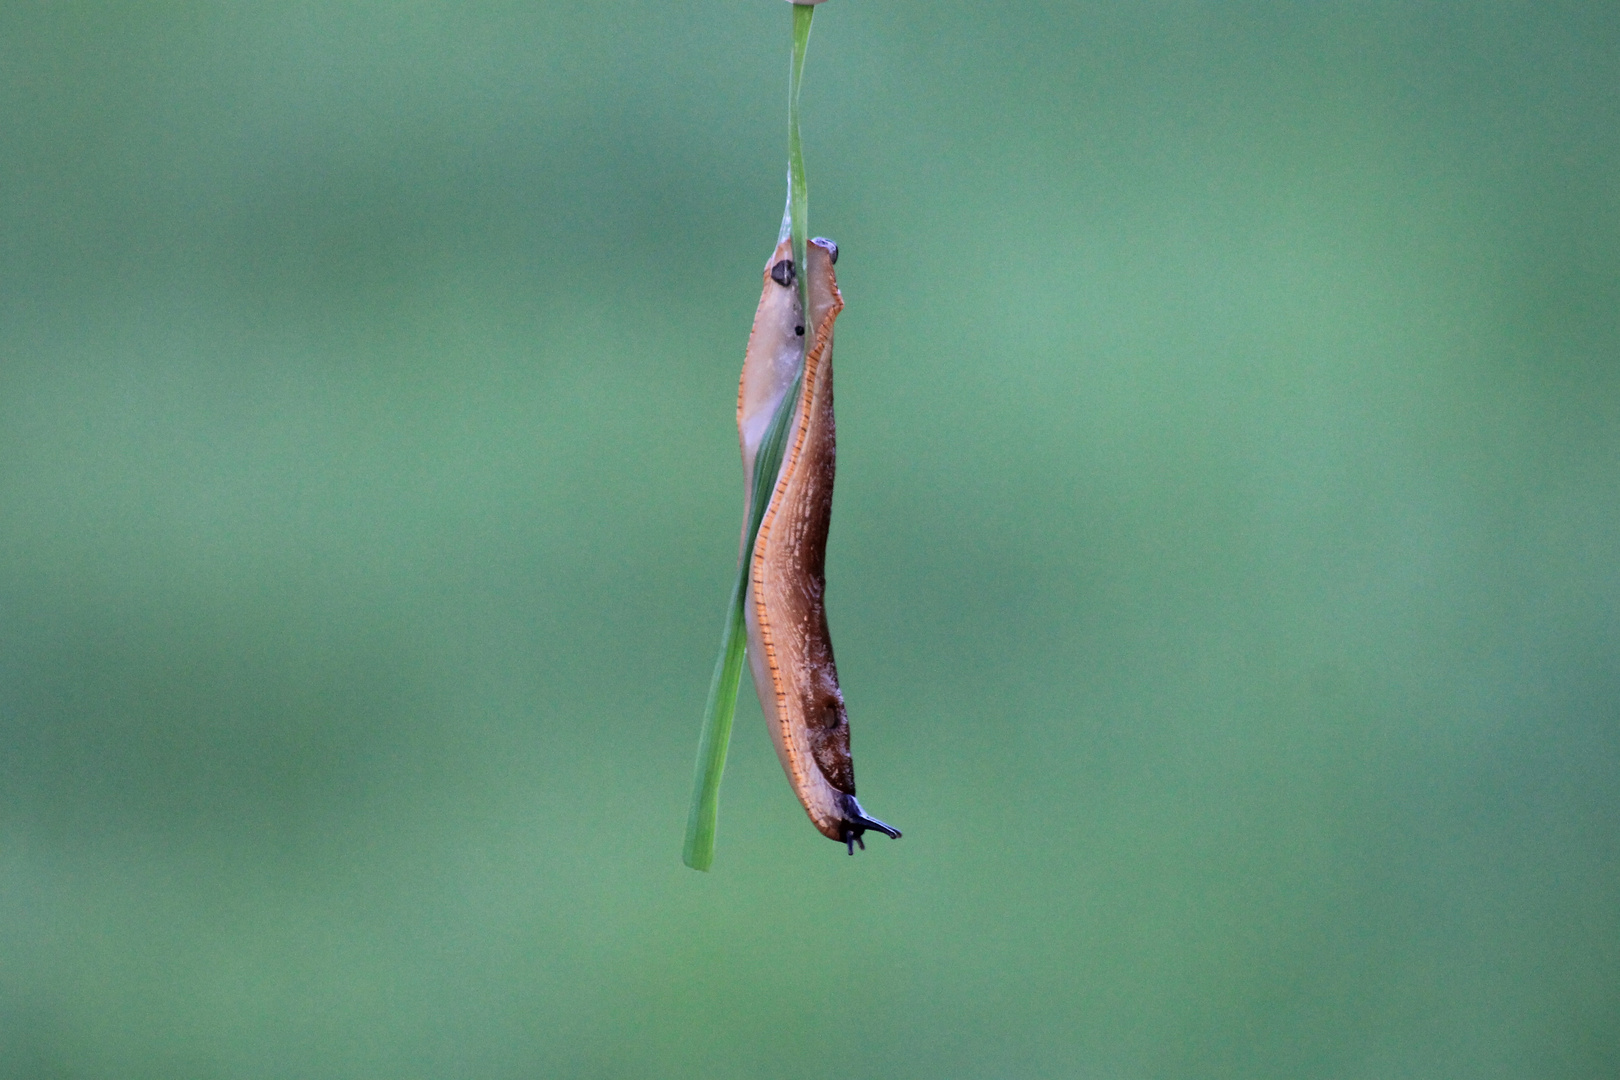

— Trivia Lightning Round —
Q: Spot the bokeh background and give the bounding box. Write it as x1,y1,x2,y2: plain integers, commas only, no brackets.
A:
3,2,1618,1077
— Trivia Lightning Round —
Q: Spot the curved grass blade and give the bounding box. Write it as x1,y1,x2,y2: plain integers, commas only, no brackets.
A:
683,360,803,870
681,575,747,871
682,4,818,871
788,2,814,319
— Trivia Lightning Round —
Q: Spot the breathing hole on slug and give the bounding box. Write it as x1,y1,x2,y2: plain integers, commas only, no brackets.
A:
770,259,795,288
795,325,805,336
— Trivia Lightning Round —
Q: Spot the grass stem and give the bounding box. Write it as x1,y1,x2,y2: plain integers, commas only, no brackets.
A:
682,3,817,871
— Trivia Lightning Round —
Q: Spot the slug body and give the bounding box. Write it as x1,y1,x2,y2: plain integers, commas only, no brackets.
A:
737,236,900,853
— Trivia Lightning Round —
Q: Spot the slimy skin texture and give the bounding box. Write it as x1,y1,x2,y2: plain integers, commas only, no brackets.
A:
737,237,899,852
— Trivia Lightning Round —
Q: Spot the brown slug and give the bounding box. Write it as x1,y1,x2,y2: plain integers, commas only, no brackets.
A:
736,235,900,854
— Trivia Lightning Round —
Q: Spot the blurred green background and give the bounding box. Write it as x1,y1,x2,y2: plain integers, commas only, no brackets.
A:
2,2,1617,1077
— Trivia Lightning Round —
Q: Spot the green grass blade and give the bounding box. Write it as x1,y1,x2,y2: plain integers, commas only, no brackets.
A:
682,572,748,871
681,361,804,871
682,4,817,871
789,3,814,319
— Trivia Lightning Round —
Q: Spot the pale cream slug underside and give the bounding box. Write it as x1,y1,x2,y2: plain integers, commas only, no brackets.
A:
737,237,899,852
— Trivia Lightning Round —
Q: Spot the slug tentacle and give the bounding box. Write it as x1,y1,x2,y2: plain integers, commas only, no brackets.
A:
842,805,902,855
736,236,899,851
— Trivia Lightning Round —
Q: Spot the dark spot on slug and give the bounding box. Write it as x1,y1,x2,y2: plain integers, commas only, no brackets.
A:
770,259,795,287
812,237,839,264
811,696,855,793
795,326,804,336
